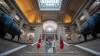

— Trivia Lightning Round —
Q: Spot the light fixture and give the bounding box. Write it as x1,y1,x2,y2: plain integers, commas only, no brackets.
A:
15,15,20,21
64,15,72,24
38,0,62,11
80,15,86,21
36,15,41,23
43,20,57,32
47,27,53,32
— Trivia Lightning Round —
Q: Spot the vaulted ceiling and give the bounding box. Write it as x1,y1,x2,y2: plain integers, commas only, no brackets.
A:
15,0,85,24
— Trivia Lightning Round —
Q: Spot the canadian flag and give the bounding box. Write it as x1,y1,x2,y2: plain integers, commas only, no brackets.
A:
37,34,42,48
60,36,64,49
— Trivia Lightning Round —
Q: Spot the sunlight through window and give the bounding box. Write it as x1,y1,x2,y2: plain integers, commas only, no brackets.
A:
38,0,62,11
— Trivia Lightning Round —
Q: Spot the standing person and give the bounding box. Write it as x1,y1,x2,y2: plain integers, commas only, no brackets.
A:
52,40,56,52
45,38,49,52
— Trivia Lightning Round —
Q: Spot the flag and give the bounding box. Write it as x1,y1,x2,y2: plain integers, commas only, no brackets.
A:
60,36,64,49
37,34,42,48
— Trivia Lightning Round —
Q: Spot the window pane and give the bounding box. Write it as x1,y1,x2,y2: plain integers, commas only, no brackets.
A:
38,0,62,11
